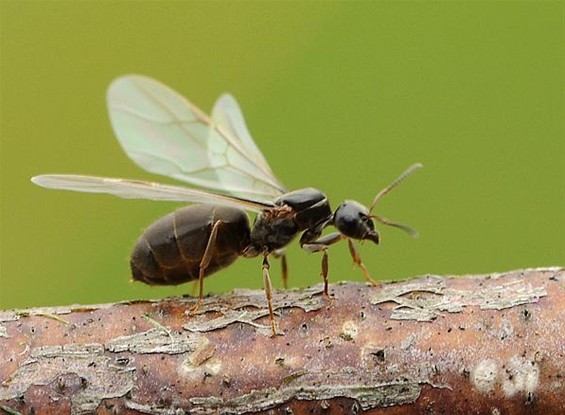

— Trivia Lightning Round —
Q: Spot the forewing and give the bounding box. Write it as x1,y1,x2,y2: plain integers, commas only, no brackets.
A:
211,94,278,182
107,75,286,201
31,175,273,213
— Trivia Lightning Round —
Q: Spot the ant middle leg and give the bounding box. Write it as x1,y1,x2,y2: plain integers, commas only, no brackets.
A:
272,248,288,289
261,255,281,336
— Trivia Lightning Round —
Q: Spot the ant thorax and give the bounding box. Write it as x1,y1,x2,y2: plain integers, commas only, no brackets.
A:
250,205,299,253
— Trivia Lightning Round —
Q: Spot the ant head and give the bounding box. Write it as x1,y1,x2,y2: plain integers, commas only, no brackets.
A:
333,200,380,244
334,163,423,243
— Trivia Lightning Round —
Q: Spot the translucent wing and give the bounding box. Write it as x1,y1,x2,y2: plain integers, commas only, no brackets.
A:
211,94,276,180
107,75,287,201
31,174,274,213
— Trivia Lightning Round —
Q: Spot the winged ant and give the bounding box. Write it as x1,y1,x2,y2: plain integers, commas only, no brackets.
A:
32,75,421,335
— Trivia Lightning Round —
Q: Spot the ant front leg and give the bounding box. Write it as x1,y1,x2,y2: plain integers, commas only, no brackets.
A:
190,220,222,314
301,232,346,297
347,238,380,287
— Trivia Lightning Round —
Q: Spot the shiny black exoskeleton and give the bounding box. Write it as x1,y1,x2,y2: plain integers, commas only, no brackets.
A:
247,188,332,254
131,163,421,336
131,187,336,335
334,200,380,243
131,187,334,287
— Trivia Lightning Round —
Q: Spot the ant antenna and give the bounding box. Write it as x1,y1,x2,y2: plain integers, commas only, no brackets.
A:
368,163,422,238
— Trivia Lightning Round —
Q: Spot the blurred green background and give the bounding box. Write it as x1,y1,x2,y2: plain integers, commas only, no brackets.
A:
1,2,563,310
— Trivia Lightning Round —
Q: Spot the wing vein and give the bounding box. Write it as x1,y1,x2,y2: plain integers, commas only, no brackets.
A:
133,77,283,186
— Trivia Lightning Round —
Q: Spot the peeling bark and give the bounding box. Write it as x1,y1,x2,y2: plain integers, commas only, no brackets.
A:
0,267,563,415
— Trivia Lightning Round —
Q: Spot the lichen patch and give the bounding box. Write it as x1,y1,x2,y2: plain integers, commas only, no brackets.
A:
471,356,540,398
501,356,539,397
471,359,498,394
340,321,358,341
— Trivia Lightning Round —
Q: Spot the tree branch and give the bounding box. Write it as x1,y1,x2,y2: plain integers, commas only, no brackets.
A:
1,267,563,414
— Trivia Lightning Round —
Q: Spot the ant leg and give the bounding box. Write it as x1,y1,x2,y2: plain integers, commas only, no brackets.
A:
302,232,345,297
347,238,380,287
321,248,329,298
262,255,280,336
281,254,288,289
190,220,221,314
189,280,198,296
272,249,288,289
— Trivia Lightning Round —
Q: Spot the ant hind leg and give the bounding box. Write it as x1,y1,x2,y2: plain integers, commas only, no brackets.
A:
189,220,222,314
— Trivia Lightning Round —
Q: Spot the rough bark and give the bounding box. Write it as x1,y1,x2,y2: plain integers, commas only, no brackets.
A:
0,267,563,415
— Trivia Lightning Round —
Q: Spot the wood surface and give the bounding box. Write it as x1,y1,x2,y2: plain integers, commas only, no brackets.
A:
0,267,563,414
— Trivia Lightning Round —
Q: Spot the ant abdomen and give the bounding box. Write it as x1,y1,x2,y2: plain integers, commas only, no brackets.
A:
130,204,251,286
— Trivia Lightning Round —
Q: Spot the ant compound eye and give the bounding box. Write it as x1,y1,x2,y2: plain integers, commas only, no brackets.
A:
363,214,375,231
